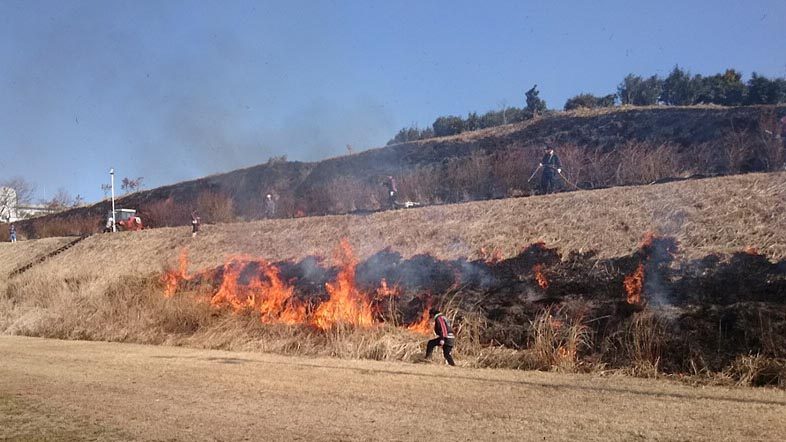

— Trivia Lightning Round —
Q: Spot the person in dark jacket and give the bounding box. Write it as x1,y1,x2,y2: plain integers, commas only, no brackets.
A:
424,307,456,366
539,147,562,194
382,176,398,209
191,211,201,237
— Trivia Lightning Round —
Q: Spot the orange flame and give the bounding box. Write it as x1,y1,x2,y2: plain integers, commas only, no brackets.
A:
312,239,375,330
743,246,759,255
162,241,440,333
376,278,398,298
407,301,433,335
533,264,549,289
640,231,656,248
624,263,644,305
209,256,307,324
163,249,191,297
479,246,503,264
556,345,575,362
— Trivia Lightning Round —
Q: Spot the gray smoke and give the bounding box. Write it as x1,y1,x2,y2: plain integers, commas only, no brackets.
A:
1,2,396,199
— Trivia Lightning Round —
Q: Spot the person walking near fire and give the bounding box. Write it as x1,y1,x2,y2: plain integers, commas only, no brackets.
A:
538,146,562,194
424,307,456,366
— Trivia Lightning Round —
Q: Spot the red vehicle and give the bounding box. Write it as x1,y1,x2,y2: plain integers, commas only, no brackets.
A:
105,209,144,232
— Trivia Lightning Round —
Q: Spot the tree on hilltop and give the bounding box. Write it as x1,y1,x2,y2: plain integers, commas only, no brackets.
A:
745,72,786,105
698,69,745,106
432,115,465,137
661,66,703,106
618,74,662,106
564,93,616,110
121,177,144,195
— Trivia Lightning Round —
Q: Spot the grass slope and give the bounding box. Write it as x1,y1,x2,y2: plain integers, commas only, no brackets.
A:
0,172,783,380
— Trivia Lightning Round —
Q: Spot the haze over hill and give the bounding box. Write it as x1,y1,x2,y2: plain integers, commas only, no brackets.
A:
10,104,785,239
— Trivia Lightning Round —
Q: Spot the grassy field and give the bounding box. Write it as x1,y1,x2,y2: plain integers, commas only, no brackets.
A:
2,335,785,441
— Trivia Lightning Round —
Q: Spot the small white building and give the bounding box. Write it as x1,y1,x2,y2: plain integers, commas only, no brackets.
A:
0,187,57,222
0,187,17,222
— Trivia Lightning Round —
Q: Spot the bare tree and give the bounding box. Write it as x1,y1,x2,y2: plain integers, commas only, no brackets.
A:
101,183,112,198
43,188,76,210
121,177,144,194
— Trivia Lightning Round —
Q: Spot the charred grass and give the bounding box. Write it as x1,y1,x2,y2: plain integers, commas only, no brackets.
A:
1,172,785,388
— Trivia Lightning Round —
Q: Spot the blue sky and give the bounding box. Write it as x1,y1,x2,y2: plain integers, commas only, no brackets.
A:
1,0,784,203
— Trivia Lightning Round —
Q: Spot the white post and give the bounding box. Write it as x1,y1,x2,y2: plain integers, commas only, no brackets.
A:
110,168,116,232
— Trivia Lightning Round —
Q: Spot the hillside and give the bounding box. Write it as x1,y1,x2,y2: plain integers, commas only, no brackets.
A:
2,171,783,277
13,105,786,238
2,172,785,386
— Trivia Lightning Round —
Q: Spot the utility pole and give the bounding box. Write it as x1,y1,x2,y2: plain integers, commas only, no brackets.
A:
110,168,116,232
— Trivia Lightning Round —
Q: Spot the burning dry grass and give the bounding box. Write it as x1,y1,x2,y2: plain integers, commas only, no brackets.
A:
3,258,785,387
1,172,785,386
1,269,427,362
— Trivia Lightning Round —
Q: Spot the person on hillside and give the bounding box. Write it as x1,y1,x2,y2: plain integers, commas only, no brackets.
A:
382,176,398,210
780,115,786,151
191,211,201,238
104,216,115,233
9,223,17,243
264,194,276,219
424,307,456,366
538,147,562,194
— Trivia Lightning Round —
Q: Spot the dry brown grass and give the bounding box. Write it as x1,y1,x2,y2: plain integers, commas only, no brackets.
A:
140,197,192,227
1,171,782,286
5,335,786,441
527,307,591,372
196,190,236,224
0,237,76,276
723,355,786,388
28,214,97,237
611,312,667,378
1,172,785,383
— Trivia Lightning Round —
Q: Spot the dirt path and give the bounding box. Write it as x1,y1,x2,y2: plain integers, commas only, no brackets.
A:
1,336,785,441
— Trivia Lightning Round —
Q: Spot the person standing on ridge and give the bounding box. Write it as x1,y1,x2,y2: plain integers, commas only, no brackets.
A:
424,307,456,366
539,146,562,194
9,223,17,242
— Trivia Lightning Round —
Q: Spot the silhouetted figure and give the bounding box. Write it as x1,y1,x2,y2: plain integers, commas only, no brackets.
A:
539,147,562,194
